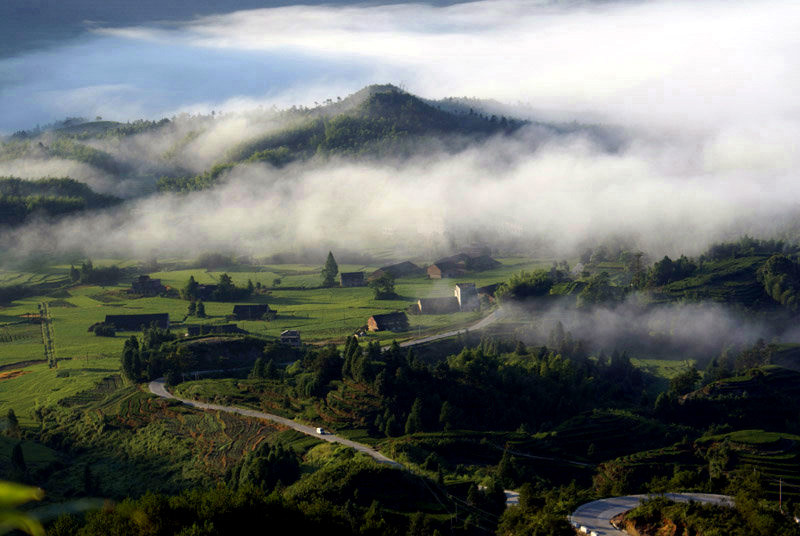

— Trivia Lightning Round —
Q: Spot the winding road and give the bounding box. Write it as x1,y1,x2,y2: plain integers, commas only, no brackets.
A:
387,308,507,350
148,377,401,467
569,493,734,535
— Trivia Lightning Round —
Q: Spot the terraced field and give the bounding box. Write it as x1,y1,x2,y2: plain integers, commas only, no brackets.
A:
659,255,770,307
699,430,800,500
541,409,678,462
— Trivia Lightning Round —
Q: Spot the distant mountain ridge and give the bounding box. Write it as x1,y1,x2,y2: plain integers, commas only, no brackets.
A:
0,84,618,199
157,84,528,192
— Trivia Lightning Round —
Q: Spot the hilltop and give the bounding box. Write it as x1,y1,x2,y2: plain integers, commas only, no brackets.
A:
1,84,612,199
157,84,528,192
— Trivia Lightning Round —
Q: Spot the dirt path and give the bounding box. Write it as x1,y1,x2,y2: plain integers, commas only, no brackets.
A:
148,377,401,467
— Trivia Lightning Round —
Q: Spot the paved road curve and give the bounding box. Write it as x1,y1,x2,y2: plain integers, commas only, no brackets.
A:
148,378,401,467
385,308,506,350
569,493,734,535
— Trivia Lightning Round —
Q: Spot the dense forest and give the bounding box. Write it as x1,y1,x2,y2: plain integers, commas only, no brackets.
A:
0,177,120,227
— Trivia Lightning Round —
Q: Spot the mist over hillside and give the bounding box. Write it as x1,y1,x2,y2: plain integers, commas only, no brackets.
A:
1,81,800,265
0,0,798,264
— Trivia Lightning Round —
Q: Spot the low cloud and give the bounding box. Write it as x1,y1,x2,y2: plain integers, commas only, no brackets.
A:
2,121,800,262
513,298,779,359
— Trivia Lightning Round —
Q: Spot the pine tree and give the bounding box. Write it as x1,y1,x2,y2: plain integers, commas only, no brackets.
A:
121,336,139,382
439,400,457,431
69,264,80,282
405,397,424,435
196,301,206,318
183,275,198,301
6,408,20,437
264,359,277,379
11,442,26,476
187,301,197,316
321,251,338,287
251,358,265,379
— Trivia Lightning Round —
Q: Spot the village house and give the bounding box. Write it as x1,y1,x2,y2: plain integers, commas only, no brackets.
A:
454,282,479,311
340,272,366,287
280,329,301,347
369,261,424,280
130,275,166,296
426,261,464,279
416,296,460,314
367,312,409,332
232,304,272,320
426,251,500,279
104,313,169,331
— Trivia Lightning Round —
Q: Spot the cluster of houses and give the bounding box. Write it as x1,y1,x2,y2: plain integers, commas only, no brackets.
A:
107,249,502,339
365,281,496,332
334,249,500,289
92,310,303,347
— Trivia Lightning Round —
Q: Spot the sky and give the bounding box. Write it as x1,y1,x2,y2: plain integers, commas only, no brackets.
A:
2,0,798,134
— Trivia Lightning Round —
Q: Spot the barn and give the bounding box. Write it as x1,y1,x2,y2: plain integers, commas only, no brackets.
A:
367,312,409,332
454,283,479,311
280,330,301,347
427,252,501,279
426,261,464,279
340,272,366,287
369,261,424,280
104,313,169,331
232,304,272,320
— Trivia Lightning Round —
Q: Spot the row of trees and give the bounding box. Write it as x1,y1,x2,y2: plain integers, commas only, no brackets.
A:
182,274,254,302
69,260,122,286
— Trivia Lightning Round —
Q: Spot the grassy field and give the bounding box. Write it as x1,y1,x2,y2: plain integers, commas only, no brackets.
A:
0,355,121,427
0,256,551,429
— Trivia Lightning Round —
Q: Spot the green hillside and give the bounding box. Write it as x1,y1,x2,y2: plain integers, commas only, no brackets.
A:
158,85,525,192
0,177,121,227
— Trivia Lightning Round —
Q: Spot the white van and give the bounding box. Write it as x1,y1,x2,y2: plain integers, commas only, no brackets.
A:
315,427,325,435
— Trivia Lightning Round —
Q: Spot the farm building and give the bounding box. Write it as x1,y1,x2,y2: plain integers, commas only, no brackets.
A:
280,330,301,347
455,283,479,311
185,324,246,337
427,261,464,279
417,297,460,314
369,261,424,280
104,313,169,331
367,312,409,332
130,275,166,296
232,304,272,320
340,272,366,287
427,251,500,279
426,252,500,279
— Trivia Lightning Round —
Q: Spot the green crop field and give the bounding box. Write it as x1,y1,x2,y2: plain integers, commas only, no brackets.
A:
0,355,122,426
0,256,550,428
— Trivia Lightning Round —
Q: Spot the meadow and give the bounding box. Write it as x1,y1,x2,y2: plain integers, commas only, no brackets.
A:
0,256,549,422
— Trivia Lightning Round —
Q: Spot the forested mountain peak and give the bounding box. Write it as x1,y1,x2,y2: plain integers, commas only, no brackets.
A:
157,84,527,192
